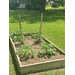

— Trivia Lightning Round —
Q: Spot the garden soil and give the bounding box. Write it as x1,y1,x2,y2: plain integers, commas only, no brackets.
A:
13,36,65,66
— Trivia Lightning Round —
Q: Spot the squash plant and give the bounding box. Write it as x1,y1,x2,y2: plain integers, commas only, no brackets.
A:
31,31,43,43
39,42,57,57
16,45,35,59
10,31,27,44
38,50,45,57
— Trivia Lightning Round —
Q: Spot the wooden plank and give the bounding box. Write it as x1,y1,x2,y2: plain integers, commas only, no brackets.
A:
9,37,22,67
20,58,65,74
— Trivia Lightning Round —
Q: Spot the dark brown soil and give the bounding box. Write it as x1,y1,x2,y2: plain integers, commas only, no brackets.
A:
13,36,65,66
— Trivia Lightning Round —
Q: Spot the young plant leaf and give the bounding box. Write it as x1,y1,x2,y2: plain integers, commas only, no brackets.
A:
20,45,24,48
28,46,32,49
48,44,54,48
25,46,29,50
53,48,57,52
25,52,30,57
38,50,45,56
40,44,44,49
52,52,56,56
46,49,53,55
31,50,35,55
16,50,21,54
21,49,27,53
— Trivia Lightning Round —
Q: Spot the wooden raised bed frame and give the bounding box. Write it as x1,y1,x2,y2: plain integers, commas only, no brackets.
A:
9,33,65,75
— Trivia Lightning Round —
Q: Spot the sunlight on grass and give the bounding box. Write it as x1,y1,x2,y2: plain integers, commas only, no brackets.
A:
36,71,65,75
46,6,65,10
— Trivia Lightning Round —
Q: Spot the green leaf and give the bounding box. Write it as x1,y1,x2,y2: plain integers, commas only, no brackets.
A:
28,52,31,55
53,48,57,52
13,36,17,41
22,35,27,40
28,46,32,49
21,49,27,53
40,44,43,47
48,44,54,48
46,49,49,53
31,50,35,55
16,50,21,54
40,43,48,49
44,45,48,49
20,45,24,48
43,42,48,45
12,32,16,36
16,36,20,41
38,50,45,56
9,34,12,37
46,49,53,55
40,44,45,49
25,52,30,57
25,46,29,50
52,52,56,56
16,31,21,36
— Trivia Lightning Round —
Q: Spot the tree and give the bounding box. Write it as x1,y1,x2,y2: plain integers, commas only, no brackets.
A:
31,0,46,12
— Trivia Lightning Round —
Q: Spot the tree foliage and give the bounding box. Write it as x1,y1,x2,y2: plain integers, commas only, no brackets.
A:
31,0,46,12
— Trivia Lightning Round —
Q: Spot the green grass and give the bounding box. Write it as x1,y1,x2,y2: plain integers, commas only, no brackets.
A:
9,7,65,75
34,71,65,75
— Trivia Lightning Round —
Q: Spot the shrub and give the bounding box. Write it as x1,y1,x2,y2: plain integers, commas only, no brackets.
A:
52,3,60,7
25,4,32,10
9,2,19,9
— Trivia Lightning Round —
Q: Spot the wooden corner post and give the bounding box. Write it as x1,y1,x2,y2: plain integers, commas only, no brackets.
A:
40,13,43,35
18,14,22,34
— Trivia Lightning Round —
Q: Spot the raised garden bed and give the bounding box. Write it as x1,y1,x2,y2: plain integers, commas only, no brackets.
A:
9,32,65,75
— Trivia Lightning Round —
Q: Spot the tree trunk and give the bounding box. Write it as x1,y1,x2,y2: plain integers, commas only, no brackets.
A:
40,0,46,13
43,0,46,11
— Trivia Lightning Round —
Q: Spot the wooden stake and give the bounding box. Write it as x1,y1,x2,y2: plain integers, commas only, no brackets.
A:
18,14,22,34
40,13,43,35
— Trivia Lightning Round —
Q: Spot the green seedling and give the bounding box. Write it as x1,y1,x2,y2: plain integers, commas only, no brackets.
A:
48,44,54,48
31,49,35,55
40,42,48,49
10,31,27,44
46,48,53,55
38,50,45,57
40,42,57,56
16,45,35,58
53,48,57,52
52,51,56,56
31,31,43,43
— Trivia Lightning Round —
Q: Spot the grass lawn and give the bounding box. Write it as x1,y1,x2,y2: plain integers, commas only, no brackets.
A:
9,6,65,75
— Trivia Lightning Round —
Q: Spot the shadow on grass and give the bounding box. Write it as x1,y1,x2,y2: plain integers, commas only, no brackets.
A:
9,9,65,24
9,45,20,75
